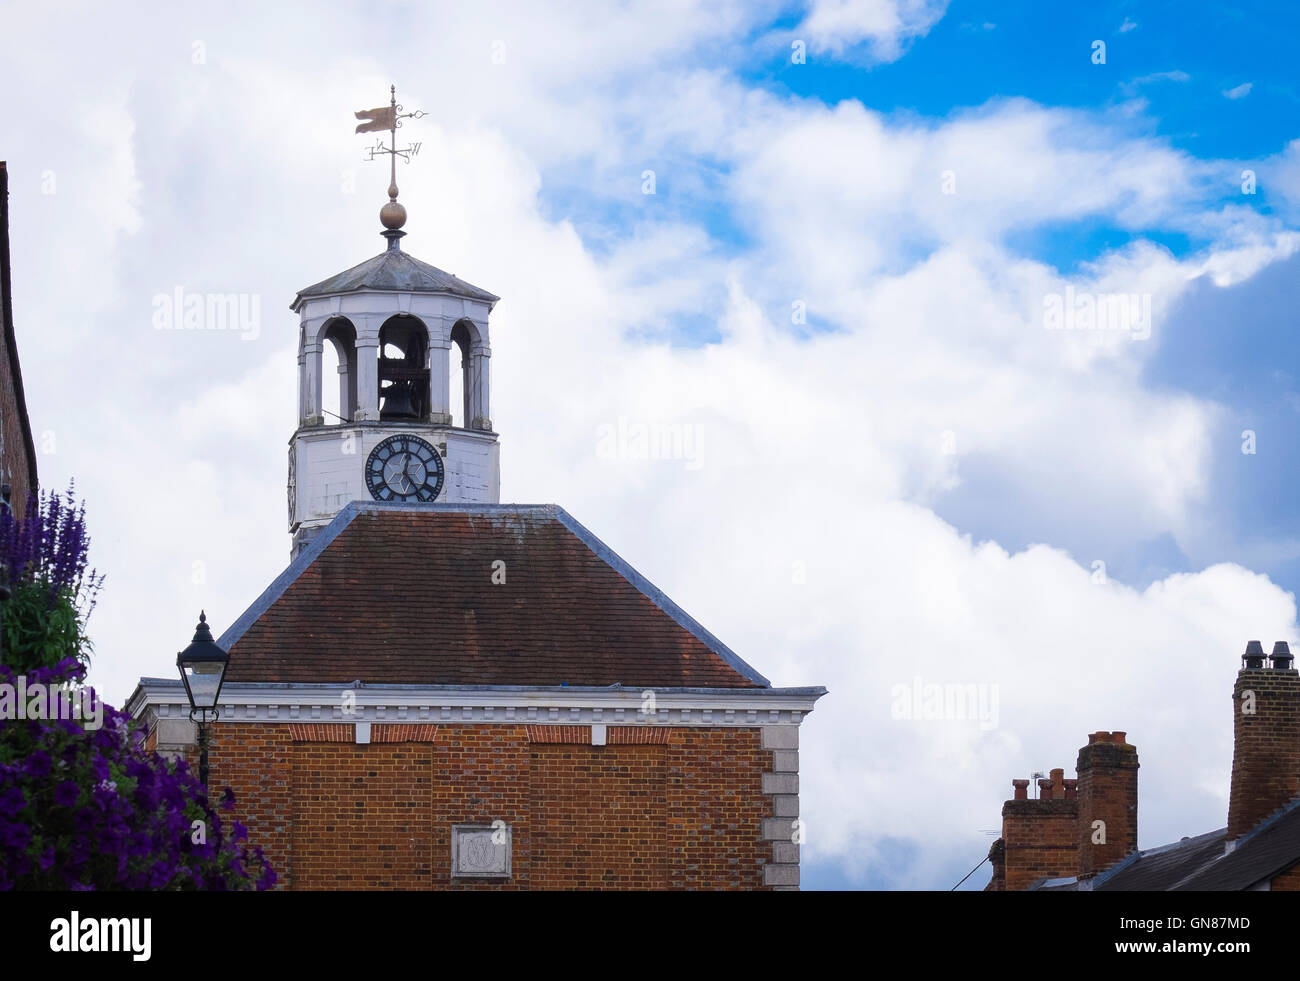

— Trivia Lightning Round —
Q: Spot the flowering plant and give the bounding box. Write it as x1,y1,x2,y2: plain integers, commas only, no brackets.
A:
0,483,104,674
0,489,275,890
0,657,276,890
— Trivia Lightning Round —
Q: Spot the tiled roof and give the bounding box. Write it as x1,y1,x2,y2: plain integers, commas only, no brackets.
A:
220,503,770,689
1170,799,1300,891
291,248,498,308
1058,796,1300,892
1089,829,1227,891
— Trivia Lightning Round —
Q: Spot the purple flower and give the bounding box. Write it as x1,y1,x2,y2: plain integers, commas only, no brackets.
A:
0,785,25,817
21,751,51,780
1,582,276,891
0,818,32,850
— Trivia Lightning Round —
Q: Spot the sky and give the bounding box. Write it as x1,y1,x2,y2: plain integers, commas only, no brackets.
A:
1,0,1298,890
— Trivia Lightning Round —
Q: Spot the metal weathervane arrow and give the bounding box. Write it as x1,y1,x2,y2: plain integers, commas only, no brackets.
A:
355,84,426,243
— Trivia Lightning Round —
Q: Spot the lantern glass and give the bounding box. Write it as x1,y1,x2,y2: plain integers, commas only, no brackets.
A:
181,659,225,709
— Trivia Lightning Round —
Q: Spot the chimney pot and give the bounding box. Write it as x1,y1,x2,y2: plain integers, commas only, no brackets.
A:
1063,778,1078,800
1270,641,1295,671
1012,779,1029,800
1050,767,1065,798
1243,640,1266,670
1037,778,1053,800
1111,731,1127,744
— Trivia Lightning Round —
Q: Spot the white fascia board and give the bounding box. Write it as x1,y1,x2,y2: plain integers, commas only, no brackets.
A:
128,679,827,727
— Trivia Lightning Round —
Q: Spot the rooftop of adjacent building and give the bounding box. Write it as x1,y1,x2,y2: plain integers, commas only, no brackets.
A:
1031,795,1300,891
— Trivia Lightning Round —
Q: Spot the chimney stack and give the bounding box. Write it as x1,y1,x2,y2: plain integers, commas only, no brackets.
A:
1076,730,1139,877
1227,640,1300,840
999,770,1078,890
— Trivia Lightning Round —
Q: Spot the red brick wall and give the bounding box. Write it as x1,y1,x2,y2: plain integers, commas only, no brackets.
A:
667,728,769,889
1228,669,1300,839
1001,799,1078,891
194,722,773,890
431,724,532,890
530,743,667,889
204,724,294,886
1269,862,1300,891
0,162,37,513
1076,732,1139,876
293,741,435,889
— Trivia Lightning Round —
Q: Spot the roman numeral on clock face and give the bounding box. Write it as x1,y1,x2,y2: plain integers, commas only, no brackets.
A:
365,434,445,503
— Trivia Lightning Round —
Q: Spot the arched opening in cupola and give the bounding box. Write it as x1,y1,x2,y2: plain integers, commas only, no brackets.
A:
320,318,357,424
378,316,429,421
449,319,473,428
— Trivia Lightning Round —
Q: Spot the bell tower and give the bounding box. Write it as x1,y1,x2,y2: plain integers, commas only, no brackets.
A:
287,86,500,558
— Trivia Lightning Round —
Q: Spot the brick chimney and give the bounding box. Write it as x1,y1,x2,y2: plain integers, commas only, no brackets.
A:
1076,730,1139,877
1227,640,1300,840
999,769,1078,890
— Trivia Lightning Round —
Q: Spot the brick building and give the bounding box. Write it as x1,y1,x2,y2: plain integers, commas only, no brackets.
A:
985,641,1300,891
128,157,825,890
0,162,39,511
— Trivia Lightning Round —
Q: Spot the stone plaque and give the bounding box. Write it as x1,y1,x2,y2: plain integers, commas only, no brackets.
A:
451,824,511,878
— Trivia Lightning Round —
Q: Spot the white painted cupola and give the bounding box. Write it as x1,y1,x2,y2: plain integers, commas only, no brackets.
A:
287,172,501,558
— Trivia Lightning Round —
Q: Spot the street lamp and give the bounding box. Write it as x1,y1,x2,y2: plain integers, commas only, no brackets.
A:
176,610,229,790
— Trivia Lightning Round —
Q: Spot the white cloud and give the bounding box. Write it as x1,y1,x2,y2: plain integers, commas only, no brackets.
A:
1223,82,1253,100
1120,71,1191,98
0,0,1295,890
793,0,951,62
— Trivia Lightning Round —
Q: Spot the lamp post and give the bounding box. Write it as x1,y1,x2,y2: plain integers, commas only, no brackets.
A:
176,611,229,790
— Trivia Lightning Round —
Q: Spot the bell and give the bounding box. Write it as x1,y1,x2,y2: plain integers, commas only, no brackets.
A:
380,381,419,420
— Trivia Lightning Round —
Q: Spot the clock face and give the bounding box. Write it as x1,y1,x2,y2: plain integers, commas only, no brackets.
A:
287,446,297,524
365,435,445,503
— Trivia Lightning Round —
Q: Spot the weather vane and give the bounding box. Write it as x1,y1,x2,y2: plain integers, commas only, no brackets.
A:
355,84,426,245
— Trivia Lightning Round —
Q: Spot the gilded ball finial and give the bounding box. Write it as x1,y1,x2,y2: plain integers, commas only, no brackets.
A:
380,200,407,230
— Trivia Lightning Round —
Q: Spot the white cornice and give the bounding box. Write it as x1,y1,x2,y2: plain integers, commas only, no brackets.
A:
129,680,826,727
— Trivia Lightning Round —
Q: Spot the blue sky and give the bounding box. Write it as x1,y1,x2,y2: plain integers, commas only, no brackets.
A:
2,0,1298,891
